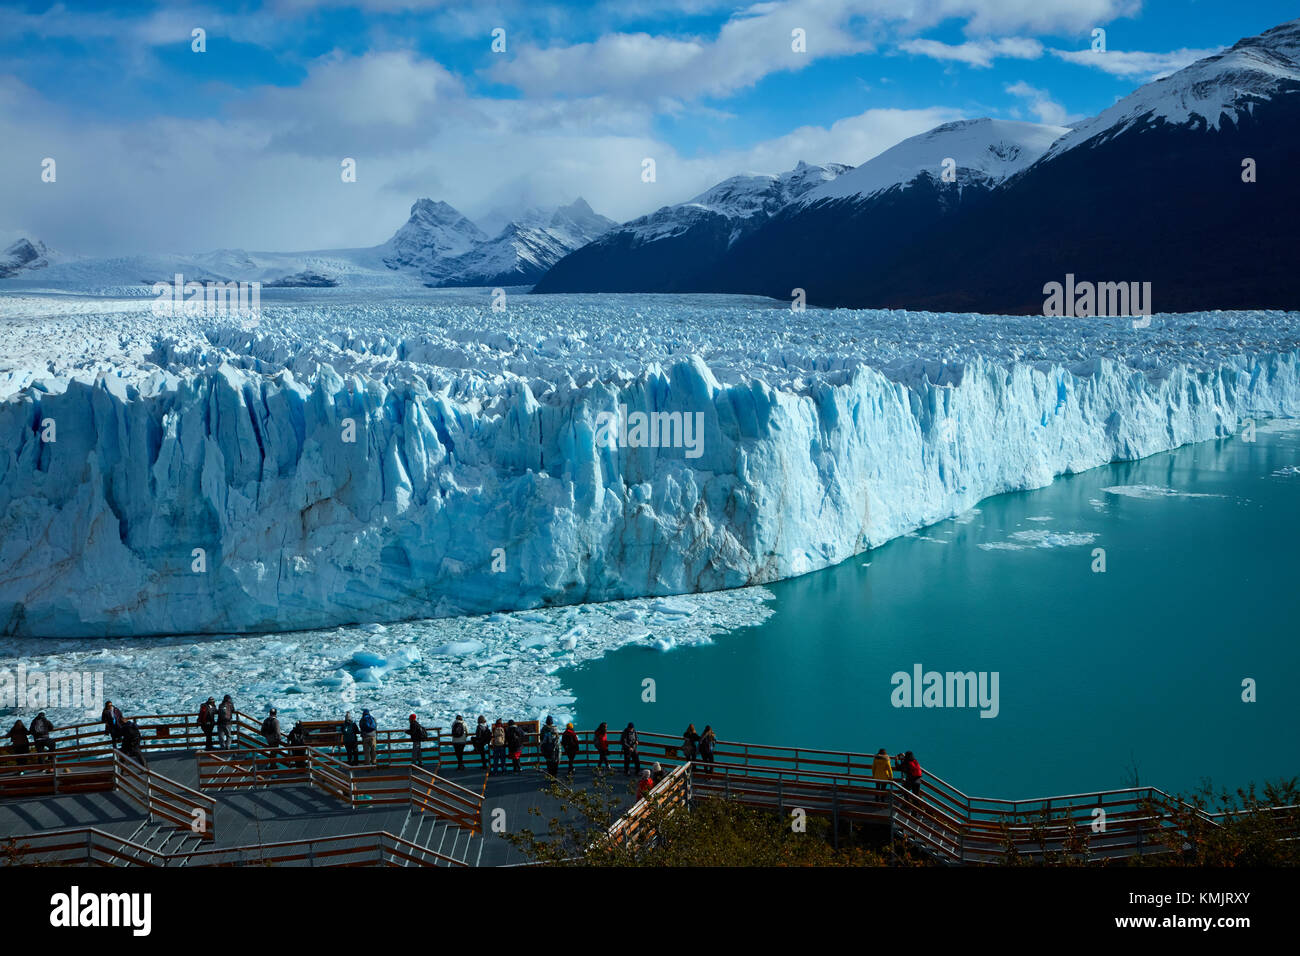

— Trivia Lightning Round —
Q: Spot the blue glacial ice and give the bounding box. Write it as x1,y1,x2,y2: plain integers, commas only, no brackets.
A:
1,290,1298,638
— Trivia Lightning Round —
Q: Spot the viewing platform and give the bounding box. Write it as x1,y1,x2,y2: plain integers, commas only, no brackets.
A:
2,710,1296,866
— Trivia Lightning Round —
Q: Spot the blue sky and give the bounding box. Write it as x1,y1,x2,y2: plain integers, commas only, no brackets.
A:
2,0,1295,253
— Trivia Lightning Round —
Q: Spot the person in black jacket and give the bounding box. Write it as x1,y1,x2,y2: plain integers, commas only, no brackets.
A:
471,716,491,770
340,712,360,765
620,723,640,776
101,700,124,749
505,719,525,772
539,716,560,777
120,721,147,768
408,713,429,766
29,712,54,755
4,720,31,772
198,697,217,750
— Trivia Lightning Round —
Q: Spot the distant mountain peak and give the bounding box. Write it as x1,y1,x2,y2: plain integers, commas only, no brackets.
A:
801,118,1068,205
0,237,54,277
1045,17,1300,159
382,198,486,271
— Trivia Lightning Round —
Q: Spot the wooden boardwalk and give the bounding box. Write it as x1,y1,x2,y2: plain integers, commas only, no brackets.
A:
2,710,1295,865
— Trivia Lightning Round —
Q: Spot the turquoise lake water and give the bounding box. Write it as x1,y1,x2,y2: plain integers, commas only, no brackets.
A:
561,422,1300,800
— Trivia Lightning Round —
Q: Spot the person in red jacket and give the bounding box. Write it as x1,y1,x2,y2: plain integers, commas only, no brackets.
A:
594,722,611,771
897,751,923,795
561,722,580,774
637,769,654,799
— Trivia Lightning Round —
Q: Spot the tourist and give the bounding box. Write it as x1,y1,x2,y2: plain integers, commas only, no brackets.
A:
340,711,360,765
286,721,308,770
872,747,893,792
217,695,235,750
198,696,217,750
473,716,491,770
561,722,580,774
540,717,560,777
359,709,378,765
101,700,124,749
4,719,30,771
450,715,470,770
408,713,429,766
261,708,282,767
29,711,54,755
699,725,717,774
637,769,654,799
620,722,640,776
505,719,525,772
490,719,507,774
594,722,611,771
682,723,700,763
651,762,666,785
120,720,147,768
898,751,923,796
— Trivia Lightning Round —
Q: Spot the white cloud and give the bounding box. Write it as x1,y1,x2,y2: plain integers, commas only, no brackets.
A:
898,36,1043,68
1004,80,1084,126
1050,46,1221,79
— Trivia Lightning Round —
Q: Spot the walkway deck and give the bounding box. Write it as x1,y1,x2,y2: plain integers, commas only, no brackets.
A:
2,711,1294,866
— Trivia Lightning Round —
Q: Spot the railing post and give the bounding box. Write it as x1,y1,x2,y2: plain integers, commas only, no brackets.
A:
832,782,840,849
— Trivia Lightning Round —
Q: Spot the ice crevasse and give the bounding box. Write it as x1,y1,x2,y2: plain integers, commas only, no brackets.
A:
1,326,1298,637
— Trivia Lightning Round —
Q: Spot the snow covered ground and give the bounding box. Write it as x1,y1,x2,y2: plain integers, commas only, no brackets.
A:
1,289,1299,645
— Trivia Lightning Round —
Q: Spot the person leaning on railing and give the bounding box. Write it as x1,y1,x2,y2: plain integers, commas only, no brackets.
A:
562,722,580,775
340,711,360,765
217,695,235,750
872,748,893,792
450,715,470,770
472,716,491,770
101,700,124,750
30,712,54,756
359,709,378,765
4,719,31,772
198,697,217,750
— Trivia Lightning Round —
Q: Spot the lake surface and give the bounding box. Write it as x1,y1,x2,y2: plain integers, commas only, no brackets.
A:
561,421,1300,800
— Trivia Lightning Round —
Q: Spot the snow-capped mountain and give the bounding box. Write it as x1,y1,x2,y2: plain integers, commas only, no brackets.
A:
531,161,851,293
1043,17,1300,160
800,118,1067,203
853,17,1300,313
435,198,615,287
707,119,1067,303
0,197,613,294
0,238,57,278
380,198,487,273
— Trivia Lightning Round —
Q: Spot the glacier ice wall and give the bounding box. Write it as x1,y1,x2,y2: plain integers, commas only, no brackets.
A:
3,346,1298,637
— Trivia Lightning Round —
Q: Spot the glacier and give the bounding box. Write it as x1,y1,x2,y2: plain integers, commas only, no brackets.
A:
1,289,1299,639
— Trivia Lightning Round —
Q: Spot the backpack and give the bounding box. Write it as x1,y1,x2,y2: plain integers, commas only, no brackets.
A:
360,713,376,734
260,717,275,738
415,724,429,741
452,719,466,738
540,730,557,757
199,702,213,724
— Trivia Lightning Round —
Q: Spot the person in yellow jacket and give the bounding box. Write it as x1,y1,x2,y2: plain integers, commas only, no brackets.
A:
872,748,893,791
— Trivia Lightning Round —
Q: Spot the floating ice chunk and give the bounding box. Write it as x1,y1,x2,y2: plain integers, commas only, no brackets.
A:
430,640,485,657
1102,484,1226,500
